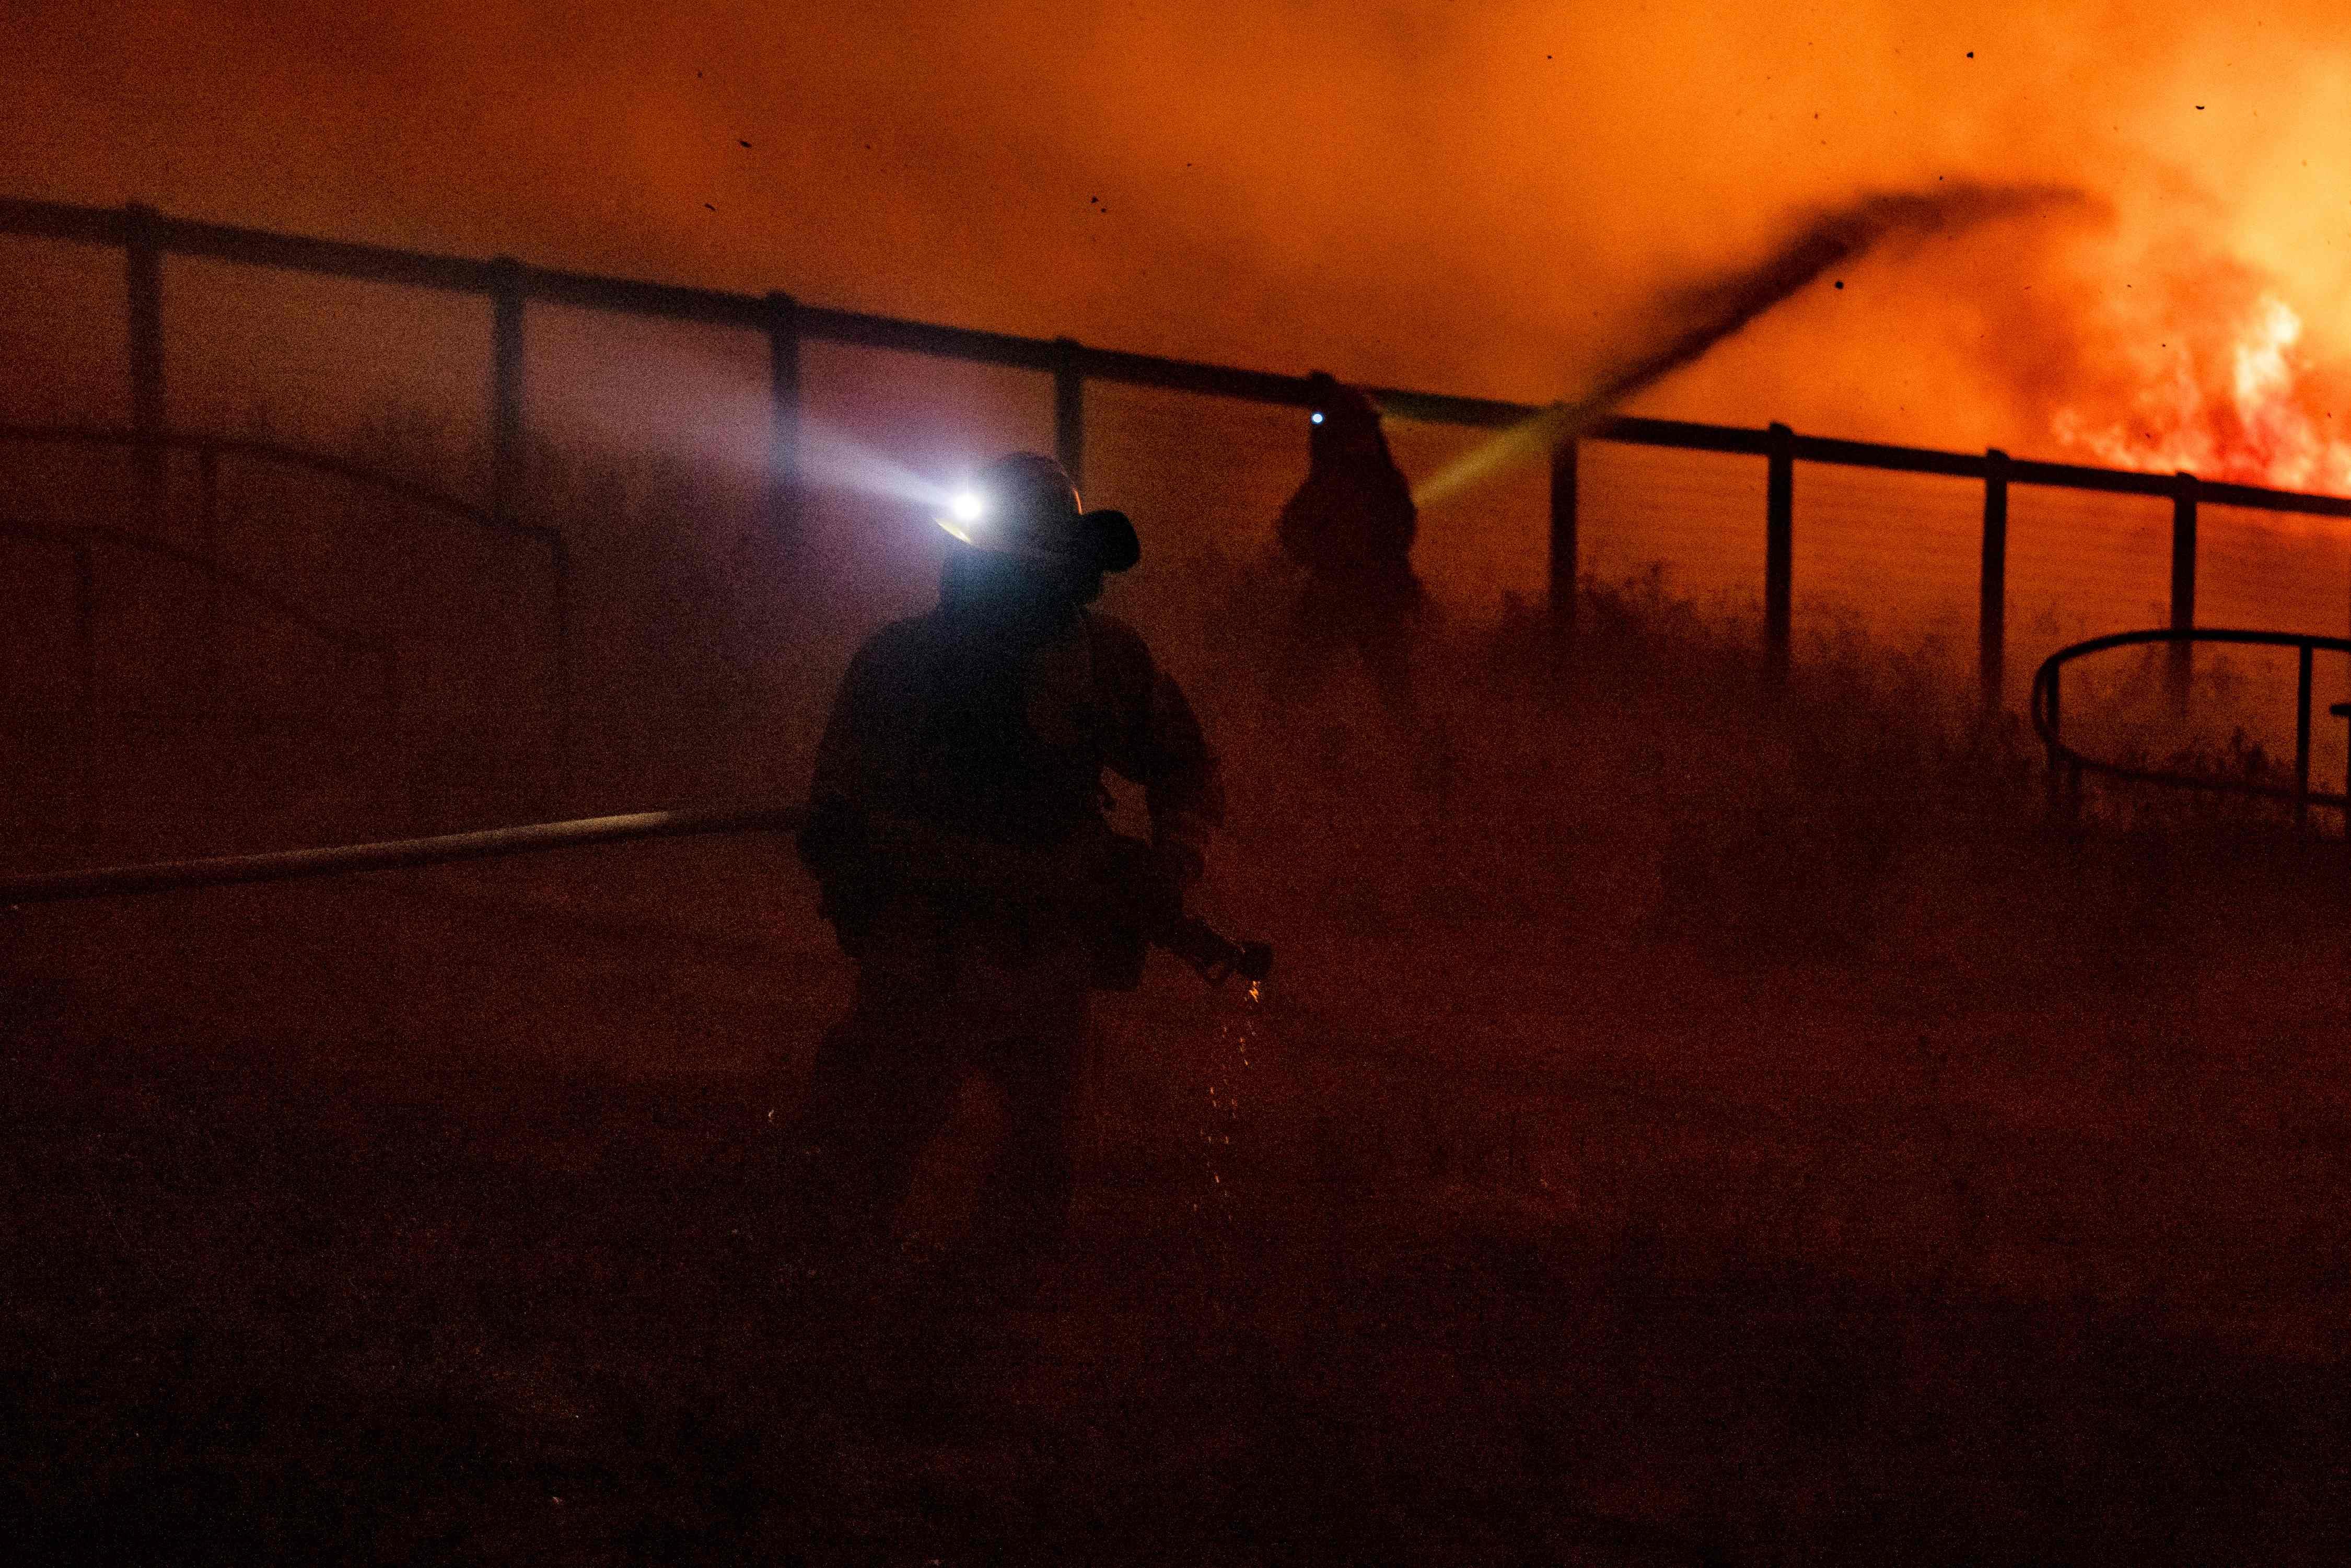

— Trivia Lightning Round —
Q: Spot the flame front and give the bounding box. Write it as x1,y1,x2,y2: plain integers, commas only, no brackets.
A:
2052,295,2351,494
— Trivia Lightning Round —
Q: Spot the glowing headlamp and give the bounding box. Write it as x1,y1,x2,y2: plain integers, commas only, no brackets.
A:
1310,411,1325,425
935,487,990,545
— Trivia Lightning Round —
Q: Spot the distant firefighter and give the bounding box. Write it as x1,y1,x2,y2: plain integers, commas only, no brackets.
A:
1274,371,1426,723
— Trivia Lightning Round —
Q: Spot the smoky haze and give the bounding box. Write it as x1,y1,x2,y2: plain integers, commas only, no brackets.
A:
9,2,2351,463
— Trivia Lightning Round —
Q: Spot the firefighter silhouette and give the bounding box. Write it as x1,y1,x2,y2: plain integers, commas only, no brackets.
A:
788,454,1223,1280
1274,371,1427,729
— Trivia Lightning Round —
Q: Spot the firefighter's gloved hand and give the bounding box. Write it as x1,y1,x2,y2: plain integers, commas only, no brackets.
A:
1148,837,1206,893
1098,833,1186,934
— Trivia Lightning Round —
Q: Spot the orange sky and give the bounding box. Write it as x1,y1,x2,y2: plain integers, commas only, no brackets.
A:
8,2,2351,463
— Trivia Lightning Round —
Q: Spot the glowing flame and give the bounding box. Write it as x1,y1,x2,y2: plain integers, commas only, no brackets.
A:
2052,295,2351,494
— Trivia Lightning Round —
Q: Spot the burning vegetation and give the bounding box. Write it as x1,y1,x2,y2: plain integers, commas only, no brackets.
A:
2053,289,2351,493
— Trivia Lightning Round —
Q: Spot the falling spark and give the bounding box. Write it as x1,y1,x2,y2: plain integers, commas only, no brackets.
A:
1197,977,1264,1300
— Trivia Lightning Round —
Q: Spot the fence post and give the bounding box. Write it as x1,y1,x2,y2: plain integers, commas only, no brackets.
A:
1764,421,1794,688
1053,336,1085,490
546,536,572,815
765,290,801,547
124,202,166,523
2170,470,2198,716
72,544,97,846
1980,448,2009,712
199,447,224,692
2042,660,2084,826
488,258,525,526
1549,437,1578,638
2295,642,2313,833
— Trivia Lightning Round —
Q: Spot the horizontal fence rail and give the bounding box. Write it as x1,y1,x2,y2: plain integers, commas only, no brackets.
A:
2031,628,2351,827
9,194,2351,699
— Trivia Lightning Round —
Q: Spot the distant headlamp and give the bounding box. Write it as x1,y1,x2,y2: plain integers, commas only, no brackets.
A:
1310,411,1325,425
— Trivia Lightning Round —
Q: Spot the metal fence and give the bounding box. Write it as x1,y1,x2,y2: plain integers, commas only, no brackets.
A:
9,193,2351,707
2034,628,2351,828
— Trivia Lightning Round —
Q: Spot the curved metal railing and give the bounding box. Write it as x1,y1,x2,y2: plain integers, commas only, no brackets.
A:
2030,628,2351,825
0,423,560,547
0,423,571,798
2,516,400,843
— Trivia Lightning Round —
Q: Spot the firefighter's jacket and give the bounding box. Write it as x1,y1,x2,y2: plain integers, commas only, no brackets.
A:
802,591,1223,997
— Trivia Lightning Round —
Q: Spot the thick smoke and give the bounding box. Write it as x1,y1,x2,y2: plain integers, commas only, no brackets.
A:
8,4,2351,471
1416,182,2098,505
1618,186,2098,416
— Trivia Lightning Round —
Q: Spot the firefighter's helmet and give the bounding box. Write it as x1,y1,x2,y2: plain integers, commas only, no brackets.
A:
938,453,1139,573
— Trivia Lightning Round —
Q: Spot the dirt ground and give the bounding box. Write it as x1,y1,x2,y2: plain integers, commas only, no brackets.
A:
8,818,2350,1564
